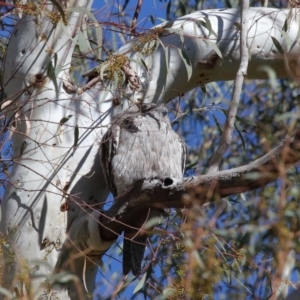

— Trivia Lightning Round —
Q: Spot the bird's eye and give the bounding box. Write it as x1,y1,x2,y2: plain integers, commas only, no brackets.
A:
162,109,168,116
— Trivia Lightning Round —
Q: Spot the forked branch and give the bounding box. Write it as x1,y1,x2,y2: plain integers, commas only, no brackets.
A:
208,0,250,173
99,130,300,240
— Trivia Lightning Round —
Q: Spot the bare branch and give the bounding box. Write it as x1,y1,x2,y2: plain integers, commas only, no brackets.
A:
99,129,300,240
208,1,250,173
130,0,143,36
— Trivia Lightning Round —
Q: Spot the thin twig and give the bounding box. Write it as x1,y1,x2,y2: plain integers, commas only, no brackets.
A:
130,0,143,36
208,0,249,173
81,76,101,93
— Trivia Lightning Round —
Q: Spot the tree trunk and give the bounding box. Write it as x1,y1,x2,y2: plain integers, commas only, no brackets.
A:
0,1,112,299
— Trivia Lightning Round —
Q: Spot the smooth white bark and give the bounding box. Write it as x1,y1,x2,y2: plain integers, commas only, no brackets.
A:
116,8,300,106
1,1,112,299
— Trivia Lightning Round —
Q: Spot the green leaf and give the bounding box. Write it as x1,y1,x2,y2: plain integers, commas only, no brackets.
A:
197,18,218,38
47,59,58,96
192,250,205,268
223,266,232,285
178,25,184,45
205,39,223,58
0,287,14,298
133,272,147,294
113,71,119,88
142,40,157,56
59,115,73,125
158,39,169,85
185,161,198,171
156,17,168,23
244,172,262,180
282,18,288,32
99,62,108,81
178,0,186,15
163,287,176,298
201,85,206,98
257,66,277,89
234,22,241,31
100,89,110,104
234,121,245,152
94,22,103,59
275,112,299,121
280,29,291,52
144,217,164,229
20,140,27,156
212,113,223,133
77,29,89,54
219,108,228,117
153,39,161,53
166,1,171,20
208,81,223,98
119,71,126,87
49,0,66,24
140,58,148,72
177,48,192,81
162,27,177,34
205,17,217,37
232,259,242,271
225,0,232,8
197,20,209,34
49,272,78,284
73,124,79,147
235,115,257,127
150,15,155,25
271,36,284,54
53,52,58,68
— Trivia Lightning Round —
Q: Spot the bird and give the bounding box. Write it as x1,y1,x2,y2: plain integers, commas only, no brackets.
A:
100,103,187,276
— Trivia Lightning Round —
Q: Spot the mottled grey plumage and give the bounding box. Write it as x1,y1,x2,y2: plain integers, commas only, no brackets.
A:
100,103,186,276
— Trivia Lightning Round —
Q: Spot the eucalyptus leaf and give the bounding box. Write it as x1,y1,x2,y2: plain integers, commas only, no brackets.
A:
271,36,285,54
47,59,58,96
73,124,79,148
59,115,73,125
49,0,66,24
0,287,13,298
133,272,147,294
234,121,246,152
205,39,223,58
177,48,192,81
77,30,89,54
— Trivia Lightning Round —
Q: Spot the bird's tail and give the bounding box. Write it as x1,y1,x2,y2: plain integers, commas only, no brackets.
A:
123,209,163,276
123,233,147,276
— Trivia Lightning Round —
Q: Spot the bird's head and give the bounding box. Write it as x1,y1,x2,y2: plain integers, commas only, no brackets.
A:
127,103,168,116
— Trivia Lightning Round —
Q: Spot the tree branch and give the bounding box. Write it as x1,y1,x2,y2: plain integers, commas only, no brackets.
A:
99,130,300,240
208,1,250,173
130,0,143,36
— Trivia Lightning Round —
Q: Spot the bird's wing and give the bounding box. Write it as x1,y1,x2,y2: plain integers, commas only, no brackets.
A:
100,124,120,196
180,134,187,174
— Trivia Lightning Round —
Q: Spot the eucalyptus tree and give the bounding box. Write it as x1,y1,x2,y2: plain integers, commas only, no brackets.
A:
0,1,299,299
